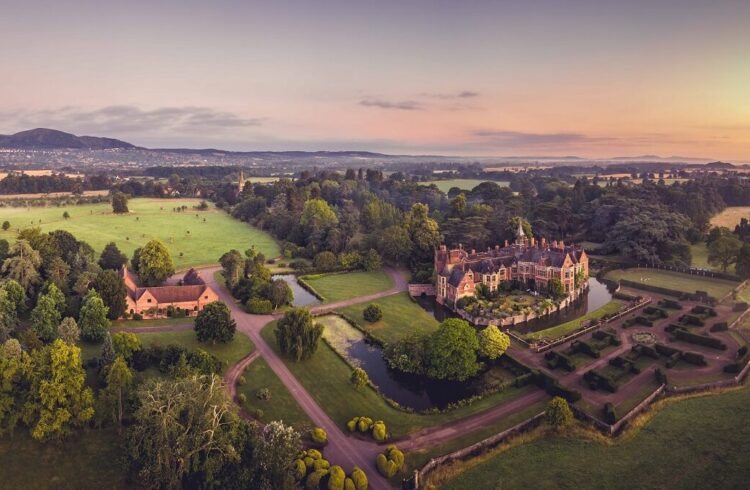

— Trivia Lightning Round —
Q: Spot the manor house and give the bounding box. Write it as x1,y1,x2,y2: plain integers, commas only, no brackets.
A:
435,222,589,307
120,265,219,318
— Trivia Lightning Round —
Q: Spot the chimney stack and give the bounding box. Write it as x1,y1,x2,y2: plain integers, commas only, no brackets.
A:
530,237,535,247
504,240,509,247
471,249,476,255
541,237,547,248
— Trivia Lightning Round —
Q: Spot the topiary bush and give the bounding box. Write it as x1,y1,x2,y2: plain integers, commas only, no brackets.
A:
357,416,373,433
363,304,383,323
237,375,247,386
306,469,328,489
253,408,264,419
256,387,271,400
294,458,307,481
376,445,404,478
311,427,328,445
350,467,368,490
237,393,247,405
371,420,388,442
327,465,346,490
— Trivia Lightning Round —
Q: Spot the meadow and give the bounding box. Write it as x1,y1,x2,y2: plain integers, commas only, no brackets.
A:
709,206,750,228
298,270,393,303
605,268,739,298
440,386,750,489
0,198,279,268
420,179,510,194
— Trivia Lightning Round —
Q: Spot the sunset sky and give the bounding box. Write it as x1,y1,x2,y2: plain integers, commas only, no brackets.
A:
1,0,749,159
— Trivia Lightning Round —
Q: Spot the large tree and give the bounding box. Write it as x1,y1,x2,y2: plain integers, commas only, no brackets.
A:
477,325,510,360
195,302,236,344
79,289,110,342
23,340,95,440
253,421,302,490
1,240,41,291
125,374,241,489
0,339,30,434
57,317,80,345
30,294,61,342
736,243,750,280
112,192,129,214
219,249,245,289
378,225,413,264
708,235,742,272
275,308,323,361
137,239,175,286
425,318,480,381
92,269,128,320
99,242,128,270
268,279,293,310
100,356,134,428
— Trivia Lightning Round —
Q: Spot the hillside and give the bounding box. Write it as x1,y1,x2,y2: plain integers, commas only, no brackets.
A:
0,128,135,150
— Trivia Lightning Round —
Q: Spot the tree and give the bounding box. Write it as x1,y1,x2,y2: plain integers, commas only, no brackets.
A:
350,367,369,389
0,339,29,434
363,248,382,271
708,235,742,272
92,269,127,320
253,421,302,490
1,279,26,315
125,374,241,489
112,332,142,360
736,243,750,279
100,356,134,428
131,247,142,274
63,211,70,220
378,225,413,264
220,249,245,289
300,198,338,229
477,325,510,360
425,318,480,381
138,239,175,286
195,301,236,344
0,238,8,261
268,279,293,310
23,340,95,440
1,221,9,231
0,289,17,342
112,191,129,214
313,251,337,272
57,317,80,345
363,304,383,322
31,294,61,342
99,242,128,270
44,283,66,315
275,308,323,361
546,396,573,430
79,289,110,342
1,240,41,291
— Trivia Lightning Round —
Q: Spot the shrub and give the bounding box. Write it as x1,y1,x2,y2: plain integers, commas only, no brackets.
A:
253,408,264,419
327,466,346,490
655,367,668,384
294,459,307,481
310,427,328,445
132,313,143,321
306,469,328,489
710,322,728,332
357,416,373,433
659,299,683,309
246,297,273,314
256,387,271,400
376,446,404,478
363,304,383,323
372,420,388,441
237,393,247,405
681,351,707,366
313,458,330,471
350,367,369,389
346,417,359,432
545,396,573,430
603,402,617,424
672,329,727,350
350,467,368,490
237,375,247,386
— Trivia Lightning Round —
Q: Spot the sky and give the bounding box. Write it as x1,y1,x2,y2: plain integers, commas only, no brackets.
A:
1,0,749,159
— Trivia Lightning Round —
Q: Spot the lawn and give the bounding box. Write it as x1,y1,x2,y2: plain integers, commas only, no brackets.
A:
605,268,739,298
0,429,127,489
134,329,254,372
111,316,194,329
441,386,750,489
710,206,750,229
337,292,439,344
260,322,540,438
420,179,510,194
524,300,623,341
690,243,714,270
0,198,279,269
299,270,393,303
237,357,312,429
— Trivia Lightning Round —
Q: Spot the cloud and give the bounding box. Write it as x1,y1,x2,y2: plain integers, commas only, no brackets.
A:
359,98,423,111
3,105,263,136
471,130,614,148
424,90,480,99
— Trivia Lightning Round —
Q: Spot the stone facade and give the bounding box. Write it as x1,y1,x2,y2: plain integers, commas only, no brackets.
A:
435,223,588,308
120,265,219,318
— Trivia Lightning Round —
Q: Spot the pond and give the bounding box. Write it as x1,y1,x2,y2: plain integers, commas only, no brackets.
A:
317,315,514,410
414,277,615,335
272,274,321,307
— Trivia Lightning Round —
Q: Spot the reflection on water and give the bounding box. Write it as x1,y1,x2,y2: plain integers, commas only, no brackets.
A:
271,274,320,307
414,278,615,334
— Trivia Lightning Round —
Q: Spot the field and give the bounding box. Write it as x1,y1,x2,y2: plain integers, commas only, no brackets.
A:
605,268,738,298
420,179,509,194
337,292,439,344
237,357,312,429
0,198,279,268
523,300,624,341
690,243,714,270
0,429,127,489
441,386,750,489
111,316,194,329
261,322,539,438
710,206,750,228
299,270,393,303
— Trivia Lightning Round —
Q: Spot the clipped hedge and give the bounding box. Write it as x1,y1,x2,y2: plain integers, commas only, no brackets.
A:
246,297,273,314
710,321,728,332
634,316,653,327
544,351,576,372
569,339,600,359
531,370,582,402
346,416,388,441
691,305,717,317
724,346,750,373
376,446,404,478
672,328,727,350
678,314,705,327
583,369,619,393
603,402,617,424
310,427,328,445
658,299,683,310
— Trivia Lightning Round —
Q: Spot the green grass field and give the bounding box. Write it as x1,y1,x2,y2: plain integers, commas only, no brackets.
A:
299,270,393,303
605,268,738,298
237,357,312,429
441,386,750,489
337,292,439,344
420,179,510,194
690,243,714,270
111,316,195,329
0,198,279,269
524,300,624,341
261,321,539,438
0,429,127,489
134,329,254,372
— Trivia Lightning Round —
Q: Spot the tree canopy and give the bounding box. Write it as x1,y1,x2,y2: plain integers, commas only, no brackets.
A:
425,318,480,381
195,302,236,344
137,239,175,286
275,308,323,361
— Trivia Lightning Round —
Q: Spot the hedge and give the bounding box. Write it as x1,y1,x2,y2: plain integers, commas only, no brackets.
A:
376,446,404,478
583,369,618,393
691,305,717,317
603,402,617,424
544,351,576,372
681,351,707,366
310,427,328,445
634,316,653,327
724,346,750,373
531,370,582,401
672,328,727,350
710,322,728,332
678,314,705,327
246,297,273,314
569,339,600,358
643,306,668,318
658,299,683,310
655,367,668,384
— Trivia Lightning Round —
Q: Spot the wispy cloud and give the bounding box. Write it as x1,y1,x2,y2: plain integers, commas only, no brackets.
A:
471,130,613,148
359,98,423,111
423,90,480,99
3,105,263,135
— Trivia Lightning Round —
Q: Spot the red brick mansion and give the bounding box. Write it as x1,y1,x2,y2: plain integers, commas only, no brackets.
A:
435,222,589,307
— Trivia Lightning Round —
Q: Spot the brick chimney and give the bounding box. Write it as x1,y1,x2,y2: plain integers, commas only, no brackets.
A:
541,237,547,248
504,240,509,247
530,237,535,247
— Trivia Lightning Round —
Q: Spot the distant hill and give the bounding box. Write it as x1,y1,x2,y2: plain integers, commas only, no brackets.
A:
705,161,735,169
0,128,136,150
148,148,391,158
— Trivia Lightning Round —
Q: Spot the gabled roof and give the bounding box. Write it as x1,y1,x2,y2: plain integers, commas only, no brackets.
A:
135,285,209,303
448,268,466,287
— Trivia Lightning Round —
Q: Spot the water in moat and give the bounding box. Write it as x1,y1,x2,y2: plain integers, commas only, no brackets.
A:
415,277,615,335
271,274,321,307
